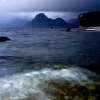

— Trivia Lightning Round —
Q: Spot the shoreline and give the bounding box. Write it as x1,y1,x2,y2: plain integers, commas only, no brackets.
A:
78,26,100,31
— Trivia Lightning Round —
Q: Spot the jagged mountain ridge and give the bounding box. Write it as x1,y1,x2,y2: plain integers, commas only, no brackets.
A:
26,13,69,28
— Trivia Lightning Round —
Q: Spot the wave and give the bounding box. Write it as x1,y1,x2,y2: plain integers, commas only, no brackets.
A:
0,67,98,100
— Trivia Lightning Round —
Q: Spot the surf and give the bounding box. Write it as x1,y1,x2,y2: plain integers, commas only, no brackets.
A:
0,67,98,100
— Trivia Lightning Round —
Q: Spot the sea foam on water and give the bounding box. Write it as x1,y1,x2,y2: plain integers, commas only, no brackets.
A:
0,67,98,100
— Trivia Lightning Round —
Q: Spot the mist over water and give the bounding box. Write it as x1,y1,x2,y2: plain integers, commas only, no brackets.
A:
0,28,100,99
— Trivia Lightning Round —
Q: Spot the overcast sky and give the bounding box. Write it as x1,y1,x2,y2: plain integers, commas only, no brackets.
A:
0,0,100,21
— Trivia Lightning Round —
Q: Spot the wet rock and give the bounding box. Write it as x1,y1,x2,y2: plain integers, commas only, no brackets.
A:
0,36,11,42
49,26,53,29
66,27,71,32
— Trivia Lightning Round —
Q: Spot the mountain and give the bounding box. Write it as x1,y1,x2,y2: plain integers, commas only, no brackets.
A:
26,13,69,28
68,18,79,27
10,18,29,27
78,11,100,27
0,23,12,28
0,18,29,28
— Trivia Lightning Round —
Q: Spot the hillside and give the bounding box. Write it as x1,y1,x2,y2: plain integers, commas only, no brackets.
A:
68,18,79,27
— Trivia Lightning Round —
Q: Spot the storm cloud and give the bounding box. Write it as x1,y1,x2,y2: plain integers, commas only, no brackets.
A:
0,0,100,12
0,0,100,20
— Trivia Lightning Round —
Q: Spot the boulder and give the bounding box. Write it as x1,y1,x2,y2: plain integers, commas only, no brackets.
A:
0,36,11,42
66,27,71,32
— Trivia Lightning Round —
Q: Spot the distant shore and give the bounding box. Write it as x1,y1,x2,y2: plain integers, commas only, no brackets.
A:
89,26,100,30
79,26,100,31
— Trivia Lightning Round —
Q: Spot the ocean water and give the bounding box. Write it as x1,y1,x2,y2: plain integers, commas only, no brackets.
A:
0,28,100,100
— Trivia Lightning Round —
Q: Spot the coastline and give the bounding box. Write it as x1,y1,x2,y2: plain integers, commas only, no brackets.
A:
90,26,100,30
79,26,100,31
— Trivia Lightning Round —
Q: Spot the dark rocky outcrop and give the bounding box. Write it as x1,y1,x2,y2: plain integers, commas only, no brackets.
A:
78,11,100,27
0,36,11,42
66,27,71,32
26,13,69,28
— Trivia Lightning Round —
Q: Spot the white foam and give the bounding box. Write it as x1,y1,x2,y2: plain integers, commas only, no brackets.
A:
0,67,98,100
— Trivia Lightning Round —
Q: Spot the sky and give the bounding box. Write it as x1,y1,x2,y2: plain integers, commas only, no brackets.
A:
0,0,100,22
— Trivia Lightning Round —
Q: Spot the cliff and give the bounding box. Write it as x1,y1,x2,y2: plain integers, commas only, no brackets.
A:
78,11,100,27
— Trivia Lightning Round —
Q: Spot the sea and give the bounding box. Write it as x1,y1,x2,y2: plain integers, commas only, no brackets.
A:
0,28,100,100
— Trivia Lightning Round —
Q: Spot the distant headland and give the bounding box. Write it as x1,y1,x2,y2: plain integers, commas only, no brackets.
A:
26,11,100,29
0,11,100,29
78,11,100,30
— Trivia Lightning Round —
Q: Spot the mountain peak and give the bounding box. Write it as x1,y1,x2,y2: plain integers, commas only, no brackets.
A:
34,13,48,20
27,13,69,28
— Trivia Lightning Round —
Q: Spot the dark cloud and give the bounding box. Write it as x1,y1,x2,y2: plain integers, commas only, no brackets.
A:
0,0,100,20
0,0,100,12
